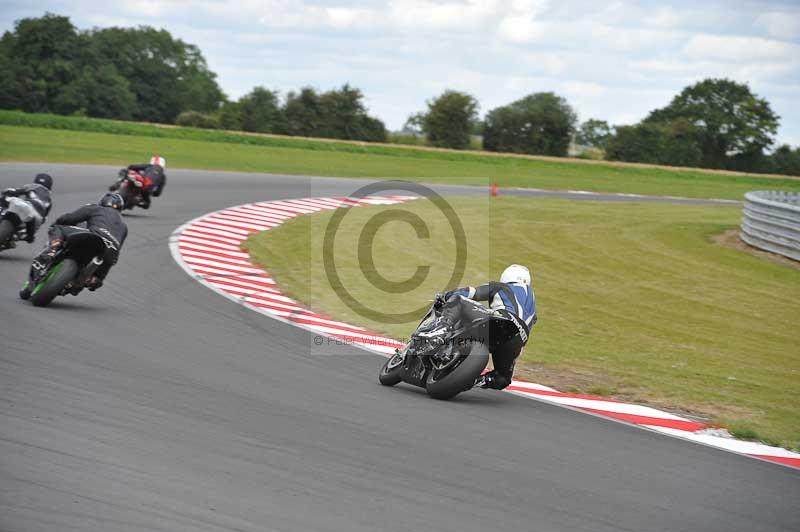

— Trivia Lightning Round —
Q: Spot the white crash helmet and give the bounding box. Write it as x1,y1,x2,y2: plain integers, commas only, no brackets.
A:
500,264,531,286
149,155,166,168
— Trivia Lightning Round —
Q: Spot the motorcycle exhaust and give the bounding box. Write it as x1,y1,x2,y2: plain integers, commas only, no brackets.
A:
72,256,104,291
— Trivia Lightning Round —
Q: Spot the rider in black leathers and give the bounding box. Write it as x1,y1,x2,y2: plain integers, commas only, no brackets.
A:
1,173,53,246
20,193,128,299
110,155,167,209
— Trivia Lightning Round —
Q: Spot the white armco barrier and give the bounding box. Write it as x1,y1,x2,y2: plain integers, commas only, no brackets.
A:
740,191,800,261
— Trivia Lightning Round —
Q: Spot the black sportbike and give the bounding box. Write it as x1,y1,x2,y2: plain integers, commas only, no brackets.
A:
27,230,111,307
379,295,521,399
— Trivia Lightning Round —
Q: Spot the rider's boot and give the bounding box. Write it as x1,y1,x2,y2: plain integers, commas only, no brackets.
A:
86,276,103,291
19,280,31,300
475,371,510,390
29,239,63,284
474,374,492,389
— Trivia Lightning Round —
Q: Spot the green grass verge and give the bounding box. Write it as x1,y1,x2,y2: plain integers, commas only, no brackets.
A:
2,110,800,200
244,196,800,450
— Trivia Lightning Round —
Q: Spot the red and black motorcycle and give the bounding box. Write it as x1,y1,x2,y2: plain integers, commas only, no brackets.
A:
111,169,153,211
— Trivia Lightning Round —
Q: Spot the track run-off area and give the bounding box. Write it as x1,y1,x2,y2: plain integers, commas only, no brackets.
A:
1,163,799,532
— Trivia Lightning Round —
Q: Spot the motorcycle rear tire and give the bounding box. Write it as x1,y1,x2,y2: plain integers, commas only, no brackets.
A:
30,258,79,307
425,343,489,400
118,183,135,210
0,219,15,249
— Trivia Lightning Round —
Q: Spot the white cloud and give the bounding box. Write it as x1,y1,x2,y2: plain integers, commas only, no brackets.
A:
588,24,683,52
325,7,373,30
683,34,799,62
647,6,682,29
387,0,498,31
511,0,548,13
496,0,548,43
496,12,686,52
120,0,168,17
564,81,607,98
756,12,800,41
516,50,576,77
630,56,798,84
497,15,545,43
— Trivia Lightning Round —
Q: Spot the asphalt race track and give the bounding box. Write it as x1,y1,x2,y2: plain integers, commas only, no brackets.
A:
1,162,798,532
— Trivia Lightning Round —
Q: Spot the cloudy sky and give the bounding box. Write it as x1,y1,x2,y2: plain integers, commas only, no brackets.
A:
2,0,799,145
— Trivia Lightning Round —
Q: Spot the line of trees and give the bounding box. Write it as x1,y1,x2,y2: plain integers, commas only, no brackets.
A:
405,80,799,175
0,13,387,142
178,84,386,142
603,78,793,175
404,90,578,157
2,13,798,175
0,13,224,123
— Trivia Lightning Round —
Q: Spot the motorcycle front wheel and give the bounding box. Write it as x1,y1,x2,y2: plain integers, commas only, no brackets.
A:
378,352,405,386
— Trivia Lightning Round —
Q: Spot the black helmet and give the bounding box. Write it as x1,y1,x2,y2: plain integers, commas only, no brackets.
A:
34,173,53,190
99,192,124,211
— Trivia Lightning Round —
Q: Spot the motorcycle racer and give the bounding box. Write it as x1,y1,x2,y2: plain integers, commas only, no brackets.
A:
0,173,53,248
437,264,537,390
20,193,128,299
110,155,167,209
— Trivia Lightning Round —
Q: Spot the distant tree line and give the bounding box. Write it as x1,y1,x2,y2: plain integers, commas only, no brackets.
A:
0,13,387,142
2,13,798,175
406,79,799,176
602,78,798,175
0,13,224,123
179,84,386,142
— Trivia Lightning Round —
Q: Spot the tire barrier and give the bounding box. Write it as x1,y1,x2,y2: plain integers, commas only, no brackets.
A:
740,191,800,261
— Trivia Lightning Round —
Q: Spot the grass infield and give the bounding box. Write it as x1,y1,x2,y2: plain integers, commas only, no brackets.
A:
245,196,800,450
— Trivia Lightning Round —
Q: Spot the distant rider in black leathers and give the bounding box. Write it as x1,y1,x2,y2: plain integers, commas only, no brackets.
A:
1,173,53,247
20,193,128,299
110,155,167,209
436,264,537,390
